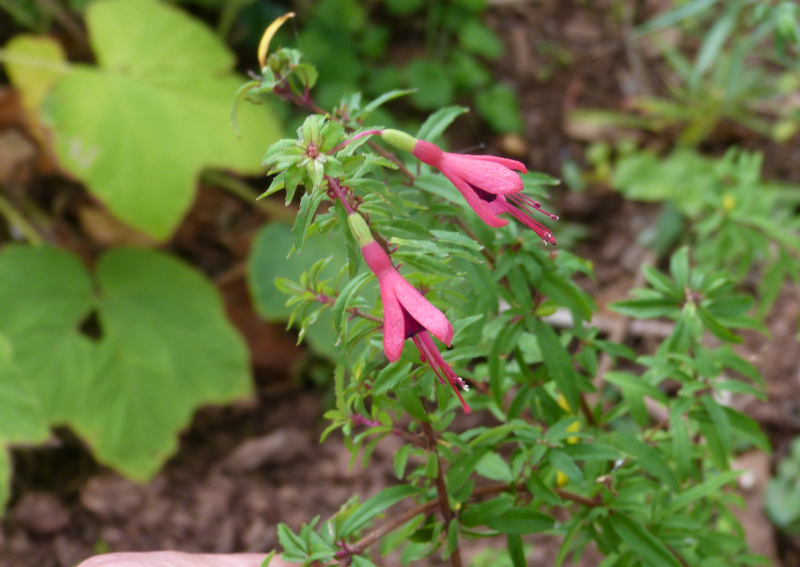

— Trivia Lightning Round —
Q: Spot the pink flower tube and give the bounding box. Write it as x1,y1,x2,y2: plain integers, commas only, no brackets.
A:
382,129,558,245
348,214,471,414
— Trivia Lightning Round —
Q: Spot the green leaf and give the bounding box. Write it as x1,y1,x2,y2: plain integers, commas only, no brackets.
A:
76,248,252,478
340,485,419,537
548,449,583,485
611,514,683,567
610,297,679,319
0,333,50,510
669,247,690,290
605,371,668,404
406,59,454,110
691,3,739,84
293,188,329,251
507,534,526,567
248,223,353,359
475,452,513,482
362,88,416,116
696,305,742,343
0,246,252,484
539,270,595,322
416,105,469,142
486,507,555,534
608,433,679,491
0,450,9,514
700,394,732,457
0,335,49,444
633,0,722,36
665,469,742,514
533,319,580,412
2,34,69,119
458,20,505,59
42,0,281,239
0,246,95,420
475,84,523,134
642,265,681,300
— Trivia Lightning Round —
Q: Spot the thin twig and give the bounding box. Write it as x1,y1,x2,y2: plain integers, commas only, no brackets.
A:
422,420,463,567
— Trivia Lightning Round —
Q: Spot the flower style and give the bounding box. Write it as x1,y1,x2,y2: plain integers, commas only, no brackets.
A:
348,213,471,414
381,129,558,245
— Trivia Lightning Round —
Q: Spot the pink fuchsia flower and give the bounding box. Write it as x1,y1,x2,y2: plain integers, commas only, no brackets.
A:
348,213,471,414
381,129,558,245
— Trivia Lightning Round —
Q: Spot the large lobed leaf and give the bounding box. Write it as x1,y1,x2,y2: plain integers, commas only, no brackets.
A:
0,246,252,507
33,0,281,239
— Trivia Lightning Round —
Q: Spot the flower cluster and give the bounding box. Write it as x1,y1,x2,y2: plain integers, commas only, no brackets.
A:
334,132,558,414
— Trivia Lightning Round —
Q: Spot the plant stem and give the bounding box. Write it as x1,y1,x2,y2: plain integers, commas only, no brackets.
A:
422,420,463,567
201,170,296,224
343,480,603,562
325,176,354,214
0,191,44,245
315,293,384,324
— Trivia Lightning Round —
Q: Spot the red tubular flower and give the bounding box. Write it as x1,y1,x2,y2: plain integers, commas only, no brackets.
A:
381,130,558,245
348,214,471,414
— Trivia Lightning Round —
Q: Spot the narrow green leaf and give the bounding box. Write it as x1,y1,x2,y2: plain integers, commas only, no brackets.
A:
669,247,690,289
701,394,732,456
665,469,742,513
507,534,526,567
608,433,679,491
340,485,419,537
475,452,513,482
373,362,413,396
362,89,416,115
396,387,429,422
416,106,469,142
539,270,595,322
634,0,722,36
691,4,739,84
486,507,555,534
610,298,679,319
549,449,583,485
642,265,681,300
611,514,682,567
533,319,580,412
605,371,668,404
332,272,371,335
696,305,742,343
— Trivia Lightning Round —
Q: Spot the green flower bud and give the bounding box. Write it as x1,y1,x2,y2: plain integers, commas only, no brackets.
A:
380,129,418,154
347,213,374,247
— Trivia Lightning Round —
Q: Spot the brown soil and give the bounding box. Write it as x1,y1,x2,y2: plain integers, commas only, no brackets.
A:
2,1,800,566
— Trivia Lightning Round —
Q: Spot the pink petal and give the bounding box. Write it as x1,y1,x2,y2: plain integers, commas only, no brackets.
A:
447,174,509,228
378,275,406,362
440,154,523,195
455,154,527,172
385,271,453,346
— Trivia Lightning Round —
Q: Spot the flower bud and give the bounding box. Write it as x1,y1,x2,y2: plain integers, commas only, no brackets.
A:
347,213,374,247
380,129,418,154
